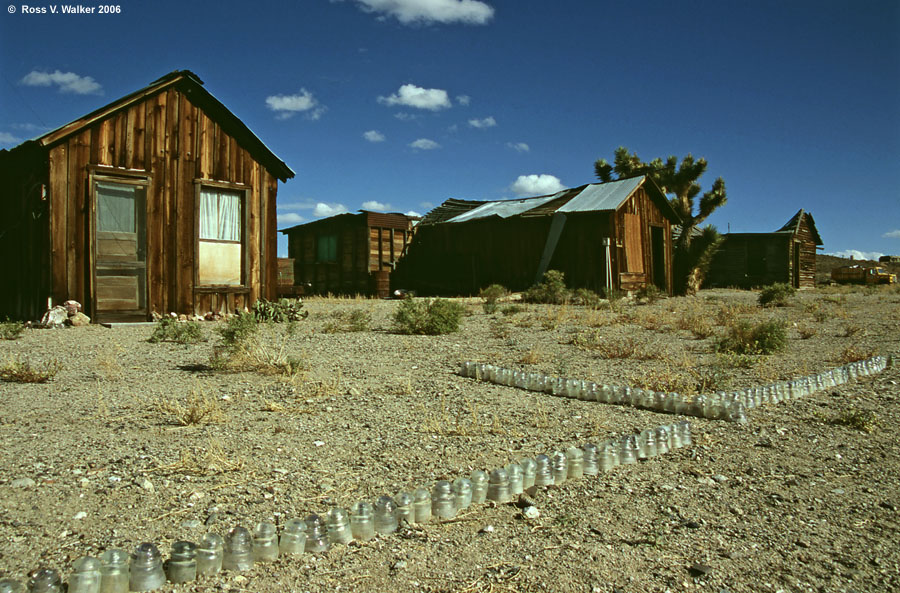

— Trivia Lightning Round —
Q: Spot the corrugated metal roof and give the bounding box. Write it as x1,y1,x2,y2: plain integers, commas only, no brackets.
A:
445,194,559,223
557,176,644,213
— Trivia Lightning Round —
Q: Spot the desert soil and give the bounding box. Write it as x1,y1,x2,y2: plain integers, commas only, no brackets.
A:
0,287,898,593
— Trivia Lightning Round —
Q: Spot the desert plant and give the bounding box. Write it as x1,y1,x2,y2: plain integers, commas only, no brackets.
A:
479,284,509,314
252,298,308,323
393,298,466,335
840,324,862,338
758,283,796,307
837,343,876,363
717,319,787,355
156,385,226,426
148,317,205,344
635,285,664,304
828,408,878,433
501,304,524,316
797,325,817,339
0,320,25,340
523,270,570,304
217,312,258,348
0,356,61,383
322,308,371,333
715,351,757,369
677,312,715,339
519,346,543,364
211,315,303,376
571,287,603,308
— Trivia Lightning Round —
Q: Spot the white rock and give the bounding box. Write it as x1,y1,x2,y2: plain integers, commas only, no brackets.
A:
73,511,87,520
522,506,540,520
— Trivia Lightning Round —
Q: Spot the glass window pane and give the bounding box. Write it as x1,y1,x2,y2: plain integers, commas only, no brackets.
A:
97,182,135,233
200,188,242,241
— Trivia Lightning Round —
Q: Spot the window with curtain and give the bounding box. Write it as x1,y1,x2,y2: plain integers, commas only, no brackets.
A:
198,187,244,286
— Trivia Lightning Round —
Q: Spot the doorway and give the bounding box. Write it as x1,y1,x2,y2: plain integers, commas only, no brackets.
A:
92,178,148,322
650,225,666,290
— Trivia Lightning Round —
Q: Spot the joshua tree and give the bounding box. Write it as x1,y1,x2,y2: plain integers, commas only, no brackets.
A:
595,146,726,294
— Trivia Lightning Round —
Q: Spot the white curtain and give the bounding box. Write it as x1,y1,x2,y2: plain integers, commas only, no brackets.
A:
200,188,241,241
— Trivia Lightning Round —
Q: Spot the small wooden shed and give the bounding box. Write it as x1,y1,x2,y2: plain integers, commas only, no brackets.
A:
706,209,822,289
280,211,418,296
392,175,680,295
0,70,294,322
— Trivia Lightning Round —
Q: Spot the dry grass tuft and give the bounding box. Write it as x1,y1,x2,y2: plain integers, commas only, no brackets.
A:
519,346,543,365
836,343,876,363
152,437,245,476
95,342,125,381
0,356,61,383
156,384,226,426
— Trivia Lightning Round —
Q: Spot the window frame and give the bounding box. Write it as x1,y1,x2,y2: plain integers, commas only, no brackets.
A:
316,233,338,263
193,180,250,289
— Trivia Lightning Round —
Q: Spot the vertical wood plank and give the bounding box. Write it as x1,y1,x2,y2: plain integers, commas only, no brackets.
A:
49,144,68,305
124,106,136,169
147,91,167,314
176,92,194,315
247,162,260,304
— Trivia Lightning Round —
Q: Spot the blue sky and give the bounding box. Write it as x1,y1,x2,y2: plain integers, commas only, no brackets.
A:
2,0,899,259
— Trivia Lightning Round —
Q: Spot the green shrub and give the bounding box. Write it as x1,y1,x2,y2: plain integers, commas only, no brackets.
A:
393,298,466,335
571,288,602,308
758,283,795,307
479,284,509,314
217,312,259,349
0,320,25,340
148,317,205,344
717,319,787,355
323,308,372,333
252,298,308,323
522,270,569,304
500,304,524,316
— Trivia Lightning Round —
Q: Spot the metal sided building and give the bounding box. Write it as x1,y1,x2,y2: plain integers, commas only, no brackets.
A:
392,175,681,295
0,70,294,322
706,209,823,289
280,211,419,297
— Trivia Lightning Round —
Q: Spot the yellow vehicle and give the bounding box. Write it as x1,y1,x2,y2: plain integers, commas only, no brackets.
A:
831,265,897,285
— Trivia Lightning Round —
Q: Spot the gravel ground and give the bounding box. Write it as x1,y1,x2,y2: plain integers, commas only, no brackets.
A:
0,287,898,592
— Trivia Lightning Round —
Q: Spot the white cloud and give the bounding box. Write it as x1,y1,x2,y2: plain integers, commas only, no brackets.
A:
419,201,434,209
379,84,451,111
456,94,471,106
362,200,392,211
314,202,349,217
266,89,326,120
21,70,102,94
827,250,884,261
410,138,441,150
350,0,494,25
883,230,900,239
363,130,386,142
394,112,418,121
277,213,306,225
507,142,529,153
405,210,423,217
468,116,496,129
278,200,318,211
510,174,565,196
0,132,22,146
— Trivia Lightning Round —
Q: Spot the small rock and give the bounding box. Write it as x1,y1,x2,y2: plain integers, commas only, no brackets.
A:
67,312,91,327
697,477,717,487
273,468,289,475
11,478,36,488
313,440,325,447
392,560,408,571
522,506,540,520
685,520,702,529
40,305,68,326
831,488,845,495
479,525,495,534
688,563,712,577
711,474,728,483
137,477,154,492
181,519,203,530
73,511,87,520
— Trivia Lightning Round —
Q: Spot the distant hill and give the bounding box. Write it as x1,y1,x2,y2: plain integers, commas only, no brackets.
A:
817,253,900,283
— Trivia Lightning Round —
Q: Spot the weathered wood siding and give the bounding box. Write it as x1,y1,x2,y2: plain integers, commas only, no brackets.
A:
42,87,279,319
611,187,673,293
706,234,792,288
283,212,415,295
793,216,817,288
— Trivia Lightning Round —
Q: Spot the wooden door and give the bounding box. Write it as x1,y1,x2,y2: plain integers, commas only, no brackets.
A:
92,180,147,321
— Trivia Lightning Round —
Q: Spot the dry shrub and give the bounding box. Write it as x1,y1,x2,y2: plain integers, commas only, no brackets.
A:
0,321,25,340
828,409,878,433
420,395,490,436
797,325,817,339
153,437,245,476
519,346,543,364
0,356,61,383
631,367,697,395
714,302,756,325
541,305,573,330
840,324,862,338
676,312,715,339
156,384,226,426
95,342,124,381
836,343,876,363
322,308,371,333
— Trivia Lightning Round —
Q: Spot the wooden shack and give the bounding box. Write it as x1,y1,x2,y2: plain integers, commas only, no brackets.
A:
706,209,822,289
280,211,418,296
0,70,294,322
392,176,680,295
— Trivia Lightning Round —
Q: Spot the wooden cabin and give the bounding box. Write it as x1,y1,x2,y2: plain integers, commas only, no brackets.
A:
280,211,418,297
0,70,294,322
706,209,822,289
392,176,680,295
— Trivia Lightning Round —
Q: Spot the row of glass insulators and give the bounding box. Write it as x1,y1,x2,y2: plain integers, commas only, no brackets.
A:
460,355,889,423
0,421,691,593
